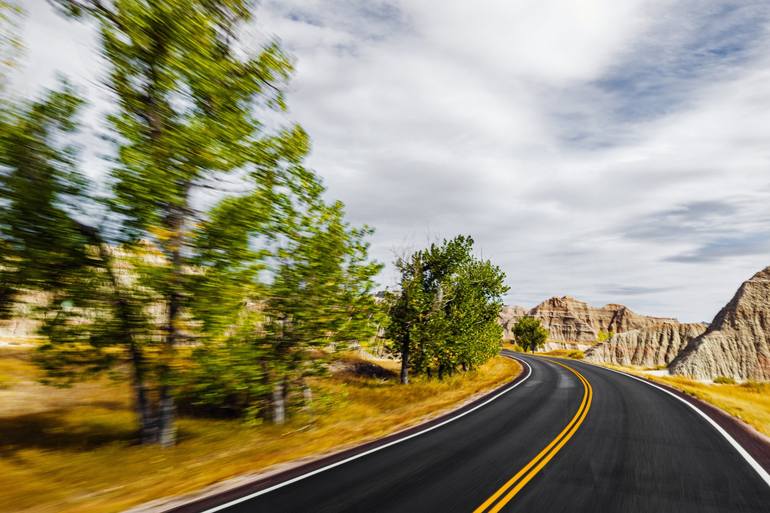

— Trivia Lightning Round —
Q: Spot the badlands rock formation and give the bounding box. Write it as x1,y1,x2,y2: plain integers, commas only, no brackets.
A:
670,267,770,381
585,322,707,367
500,296,676,343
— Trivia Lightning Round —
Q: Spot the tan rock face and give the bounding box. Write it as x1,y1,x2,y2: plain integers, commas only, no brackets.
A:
585,322,707,367
500,296,677,343
669,267,770,381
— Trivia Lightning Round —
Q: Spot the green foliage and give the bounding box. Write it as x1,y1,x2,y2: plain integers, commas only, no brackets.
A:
183,198,383,420
386,235,508,380
512,316,548,353
596,329,614,343
714,376,737,385
0,0,383,440
0,82,87,302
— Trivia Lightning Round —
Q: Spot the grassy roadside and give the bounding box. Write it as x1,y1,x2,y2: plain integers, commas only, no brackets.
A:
503,345,770,438
0,347,520,513
501,343,585,360
639,374,770,438
585,360,770,438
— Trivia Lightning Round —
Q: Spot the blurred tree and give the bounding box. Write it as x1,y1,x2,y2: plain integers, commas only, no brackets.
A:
0,0,22,93
47,0,301,446
0,83,166,443
386,236,508,382
513,316,548,353
0,0,383,443
263,199,382,422
182,195,382,424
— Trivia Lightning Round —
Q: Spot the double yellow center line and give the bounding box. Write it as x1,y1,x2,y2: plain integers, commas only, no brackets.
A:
473,359,593,513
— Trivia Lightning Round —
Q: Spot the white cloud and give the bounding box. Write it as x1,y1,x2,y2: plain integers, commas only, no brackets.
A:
14,0,770,322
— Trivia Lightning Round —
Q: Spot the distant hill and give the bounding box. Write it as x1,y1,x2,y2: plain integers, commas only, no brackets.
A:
500,296,678,348
670,266,770,381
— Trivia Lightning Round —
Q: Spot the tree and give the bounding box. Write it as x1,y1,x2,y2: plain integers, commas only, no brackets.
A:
2,0,381,442
53,0,302,446
386,236,508,382
0,0,381,445
177,194,382,424
0,83,168,443
513,316,548,353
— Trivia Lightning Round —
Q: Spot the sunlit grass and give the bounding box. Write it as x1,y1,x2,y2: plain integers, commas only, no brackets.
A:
589,359,770,438
0,347,520,513
501,343,585,360
538,349,585,359
650,375,770,437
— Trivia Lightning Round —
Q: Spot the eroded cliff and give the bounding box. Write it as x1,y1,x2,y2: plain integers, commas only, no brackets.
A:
669,267,770,381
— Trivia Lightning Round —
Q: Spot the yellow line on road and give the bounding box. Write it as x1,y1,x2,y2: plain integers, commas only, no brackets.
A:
473,359,593,513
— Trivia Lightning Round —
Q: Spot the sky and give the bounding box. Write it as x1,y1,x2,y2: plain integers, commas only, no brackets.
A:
13,0,770,323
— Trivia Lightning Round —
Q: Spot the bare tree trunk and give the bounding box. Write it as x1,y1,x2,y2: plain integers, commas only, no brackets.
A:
272,379,285,425
158,196,188,447
129,342,157,444
94,240,158,444
400,332,410,385
302,378,312,410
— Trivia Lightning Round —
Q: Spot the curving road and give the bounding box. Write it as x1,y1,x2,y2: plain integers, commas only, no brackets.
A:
177,352,770,513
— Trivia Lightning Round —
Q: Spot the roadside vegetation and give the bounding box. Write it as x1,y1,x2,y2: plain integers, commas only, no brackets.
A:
539,349,585,359
0,4,518,511
592,361,770,438
511,316,549,353
0,346,520,513
385,236,508,384
643,374,770,437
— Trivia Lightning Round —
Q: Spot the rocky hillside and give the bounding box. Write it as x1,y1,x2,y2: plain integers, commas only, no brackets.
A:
500,296,677,343
670,267,770,381
585,322,707,367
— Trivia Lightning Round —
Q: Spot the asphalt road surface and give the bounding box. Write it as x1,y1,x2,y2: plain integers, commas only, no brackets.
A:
191,352,770,512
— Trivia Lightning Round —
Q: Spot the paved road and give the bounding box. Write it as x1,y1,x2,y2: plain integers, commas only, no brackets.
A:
191,353,770,512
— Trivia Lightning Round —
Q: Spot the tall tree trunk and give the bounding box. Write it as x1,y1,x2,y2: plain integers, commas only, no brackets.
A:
272,379,286,425
129,341,157,444
400,331,410,385
158,273,180,447
95,240,157,444
301,378,312,410
158,196,188,447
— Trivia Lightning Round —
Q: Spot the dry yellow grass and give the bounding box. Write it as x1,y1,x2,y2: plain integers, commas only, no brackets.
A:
0,347,520,513
538,349,585,359
500,344,584,360
647,374,770,437
586,359,770,438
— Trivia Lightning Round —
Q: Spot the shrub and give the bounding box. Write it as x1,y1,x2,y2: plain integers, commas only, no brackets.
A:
566,350,585,360
740,381,769,393
713,376,736,385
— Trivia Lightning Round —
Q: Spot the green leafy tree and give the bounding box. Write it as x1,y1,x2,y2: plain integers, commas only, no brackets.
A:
2,0,382,442
0,0,378,445
0,83,166,443
513,316,548,353
386,236,508,382
181,195,382,424
50,0,300,445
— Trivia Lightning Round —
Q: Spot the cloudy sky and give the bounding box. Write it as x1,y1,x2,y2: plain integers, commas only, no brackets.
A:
15,0,770,322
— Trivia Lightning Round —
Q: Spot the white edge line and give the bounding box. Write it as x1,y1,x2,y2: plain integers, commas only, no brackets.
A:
594,363,770,488
199,355,533,513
